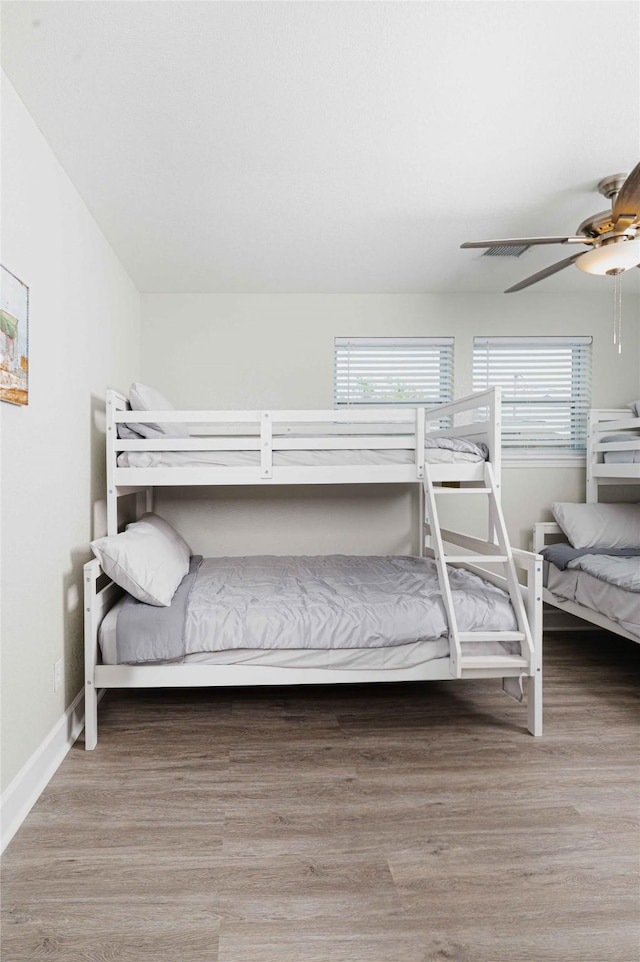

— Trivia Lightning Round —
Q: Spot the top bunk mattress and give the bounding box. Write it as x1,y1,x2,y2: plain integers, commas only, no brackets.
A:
603,450,640,464
117,437,489,469
599,425,640,463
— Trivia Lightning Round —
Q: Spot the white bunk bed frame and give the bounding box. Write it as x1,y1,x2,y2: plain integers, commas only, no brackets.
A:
586,407,640,503
533,407,640,644
84,387,543,748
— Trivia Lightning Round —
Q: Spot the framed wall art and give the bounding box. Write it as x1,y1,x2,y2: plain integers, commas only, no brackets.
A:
1,265,29,406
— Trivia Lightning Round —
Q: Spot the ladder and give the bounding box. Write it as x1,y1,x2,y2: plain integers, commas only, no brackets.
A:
423,462,535,678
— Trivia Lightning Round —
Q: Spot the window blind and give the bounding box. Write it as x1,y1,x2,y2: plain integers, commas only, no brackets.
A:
334,337,454,408
473,335,592,456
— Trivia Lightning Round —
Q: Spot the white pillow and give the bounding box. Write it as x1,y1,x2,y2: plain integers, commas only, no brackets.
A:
90,520,190,606
116,421,143,440
125,382,189,439
552,502,640,550
139,513,191,569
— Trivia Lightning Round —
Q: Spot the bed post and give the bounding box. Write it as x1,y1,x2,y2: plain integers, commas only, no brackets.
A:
106,391,119,535
488,387,502,544
416,406,426,556
418,484,425,556
526,553,543,736
83,560,99,750
586,410,598,503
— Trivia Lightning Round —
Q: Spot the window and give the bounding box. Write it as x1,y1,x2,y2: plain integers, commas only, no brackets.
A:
473,336,592,458
334,337,454,408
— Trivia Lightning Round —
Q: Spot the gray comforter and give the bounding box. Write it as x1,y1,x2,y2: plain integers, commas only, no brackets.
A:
117,435,489,469
542,543,640,571
116,554,516,664
566,555,640,592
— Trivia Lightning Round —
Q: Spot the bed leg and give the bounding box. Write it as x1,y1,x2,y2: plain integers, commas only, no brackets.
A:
527,668,543,736
84,681,98,750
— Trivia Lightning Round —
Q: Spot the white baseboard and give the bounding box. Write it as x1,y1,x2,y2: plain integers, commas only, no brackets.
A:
1,688,90,854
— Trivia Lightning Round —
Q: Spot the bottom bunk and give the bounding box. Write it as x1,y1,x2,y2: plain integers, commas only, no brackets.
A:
534,508,640,644
85,517,543,747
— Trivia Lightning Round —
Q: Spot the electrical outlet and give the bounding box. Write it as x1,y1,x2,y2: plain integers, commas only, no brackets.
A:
53,659,63,693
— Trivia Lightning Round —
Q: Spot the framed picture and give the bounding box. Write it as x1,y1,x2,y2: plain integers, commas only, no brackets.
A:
1,265,29,406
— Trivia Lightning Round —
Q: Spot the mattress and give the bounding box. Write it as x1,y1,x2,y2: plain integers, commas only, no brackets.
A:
545,563,640,639
603,451,640,464
116,436,489,469
100,554,519,666
601,432,640,463
99,610,514,669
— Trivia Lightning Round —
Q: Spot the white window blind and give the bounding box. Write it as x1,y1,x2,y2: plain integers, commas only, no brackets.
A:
473,336,592,457
334,337,454,408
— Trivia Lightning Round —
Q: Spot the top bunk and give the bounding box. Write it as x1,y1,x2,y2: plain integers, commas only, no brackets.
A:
587,406,640,501
107,386,502,491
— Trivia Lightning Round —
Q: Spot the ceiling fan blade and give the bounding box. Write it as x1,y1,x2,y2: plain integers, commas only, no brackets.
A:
461,236,591,249
504,252,583,293
613,161,640,227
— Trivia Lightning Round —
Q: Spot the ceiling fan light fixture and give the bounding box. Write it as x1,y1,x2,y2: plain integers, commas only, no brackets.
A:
576,238,640,275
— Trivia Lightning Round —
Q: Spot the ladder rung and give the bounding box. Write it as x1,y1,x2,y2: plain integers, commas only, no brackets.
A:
432,487,492,494
442,554,509,564
458,631,525,643
460,655,529,670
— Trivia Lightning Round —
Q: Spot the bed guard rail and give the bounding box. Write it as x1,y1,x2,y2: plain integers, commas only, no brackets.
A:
587,408,640,501
107,387,502,477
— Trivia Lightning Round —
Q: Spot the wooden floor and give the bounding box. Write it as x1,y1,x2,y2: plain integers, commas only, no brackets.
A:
2,632,639,962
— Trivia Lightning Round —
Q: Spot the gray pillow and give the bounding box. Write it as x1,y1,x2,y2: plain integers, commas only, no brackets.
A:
552,501,640,550
124,382,189,439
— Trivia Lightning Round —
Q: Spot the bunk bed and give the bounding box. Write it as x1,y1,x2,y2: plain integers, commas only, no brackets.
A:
84,386,543,749
585,406,640,503
533,407,640,643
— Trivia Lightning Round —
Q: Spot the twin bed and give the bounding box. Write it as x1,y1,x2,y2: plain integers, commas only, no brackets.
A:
534,407,640,644
84,386,543,748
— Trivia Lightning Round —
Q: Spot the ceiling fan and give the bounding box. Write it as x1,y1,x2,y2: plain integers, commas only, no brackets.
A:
461,162,640,351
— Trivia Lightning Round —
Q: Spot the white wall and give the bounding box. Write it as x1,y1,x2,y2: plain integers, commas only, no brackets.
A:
141,291,639,557
0,75,141,791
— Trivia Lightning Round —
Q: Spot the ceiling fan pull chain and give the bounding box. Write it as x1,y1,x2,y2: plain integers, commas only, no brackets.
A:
613,273,622,354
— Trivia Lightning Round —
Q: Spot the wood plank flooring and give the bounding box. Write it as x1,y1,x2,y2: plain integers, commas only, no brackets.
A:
2,631,639,962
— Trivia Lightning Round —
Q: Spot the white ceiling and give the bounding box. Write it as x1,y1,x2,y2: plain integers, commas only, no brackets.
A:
2,1,639,294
